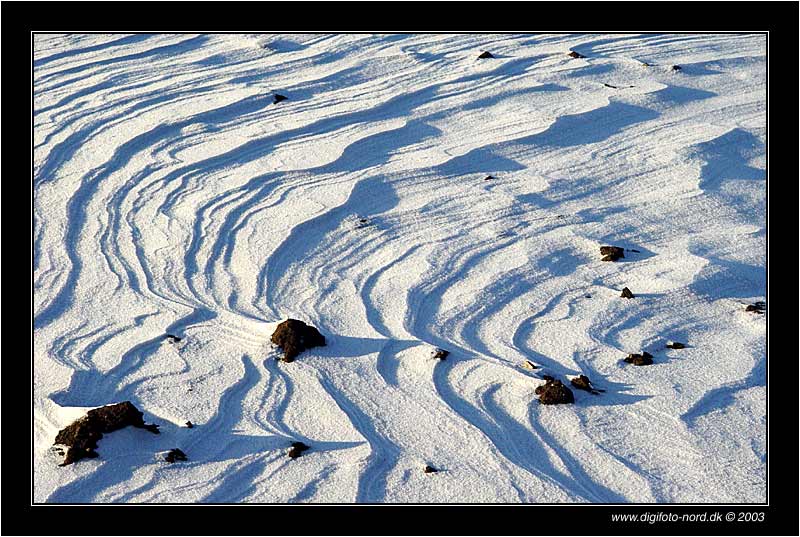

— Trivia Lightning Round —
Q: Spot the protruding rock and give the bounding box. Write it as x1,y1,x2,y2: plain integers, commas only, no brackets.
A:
477,51,494,59
423,465,438,473
288,441,310,459
666,342,685,349
271,319,326,362
620,287,635,299
600,245,625,261
624,351,653,366
165,334,181,344
535,378,575,405
671,65,682,71
53,402,160,466
432,348,449,361
185,421,194,428
164,448,187,463
570,375,604,395
273,93,288,104
568,51,586,59
745,302,765,313
521,360,539,371
484,175,495,181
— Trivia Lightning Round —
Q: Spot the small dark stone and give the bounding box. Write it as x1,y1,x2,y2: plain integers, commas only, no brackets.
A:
359,218,368,223
666,342,685,350
624,351,654,366
568,51,586,59
671,65,682,71
642,61,653,67
600,246,625,261
165,448,187,463
603,83,618,89
433,349,449,361
165,334,181,344
53,402,159,466
745,302,765,313
477,51,494,59
620,287,634,299
423,465,438,473
273,94,288,104
535,378,574,404
484,175,495,181
185,421,194,428
585,294,592,298
288,442,310,459
271,319,326,362
627,249,641,253
570,375,605,394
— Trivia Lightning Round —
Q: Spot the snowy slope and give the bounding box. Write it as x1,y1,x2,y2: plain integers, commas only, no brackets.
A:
33,33,766,503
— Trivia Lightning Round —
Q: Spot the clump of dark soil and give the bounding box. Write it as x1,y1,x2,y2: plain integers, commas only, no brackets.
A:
745,302,765,313
477,51,494,59
423,465,438,473
432,348,449,361
600,245,625,261
273,93,288,104
570,375,605,395
620,287,635,299
164,448,187,463
535,378,575,405
666,342,685,349
624,351,653,366
568,51,586,59
288,441,310,459
53,401,160,466
271,319,326,362
165,334,181,344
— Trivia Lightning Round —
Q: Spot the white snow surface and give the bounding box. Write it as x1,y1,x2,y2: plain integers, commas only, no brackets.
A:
33,33,766,503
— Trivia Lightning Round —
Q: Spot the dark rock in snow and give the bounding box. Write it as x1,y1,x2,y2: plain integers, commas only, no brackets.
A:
521,360,539,371
423,465,438,473
666,342,685,349
535,378,575,405
484,175,495,181
185,421,194,428
165,334,181,344
745,302,765,313
164,448,187,463
288,441,310,459
570,375,604,395
600,246,625,261
271,319,326,362
53,401,160,466
603,83,619,89
671,65,682,71
624,351,654,366
433,348,449,361
273,93,288,104
620,287,635,299
568,51,586,59
477,51,494,59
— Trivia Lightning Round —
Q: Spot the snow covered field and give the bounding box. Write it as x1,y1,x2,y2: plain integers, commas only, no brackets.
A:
33,33,766,503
